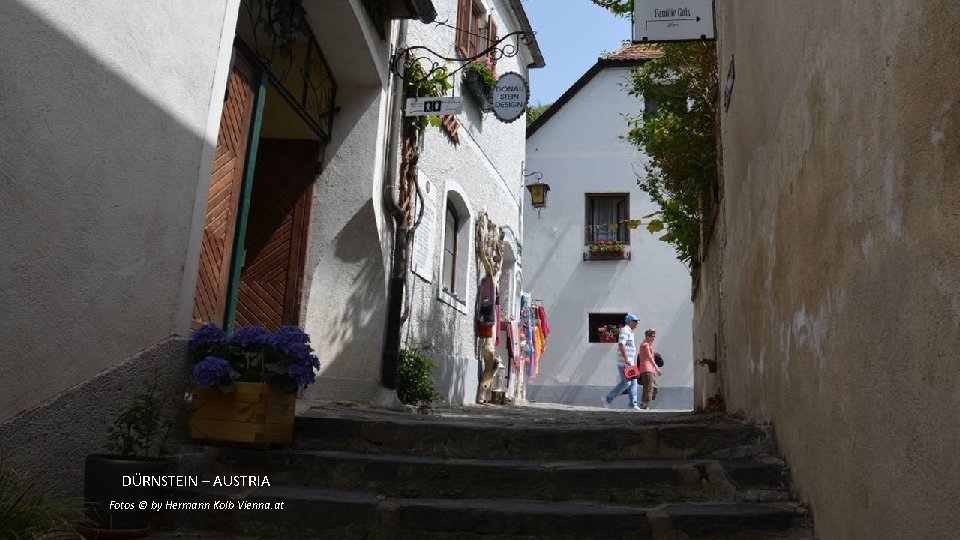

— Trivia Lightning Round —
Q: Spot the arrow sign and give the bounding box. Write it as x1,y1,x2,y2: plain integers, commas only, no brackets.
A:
405,96,463,117
633,0,715,42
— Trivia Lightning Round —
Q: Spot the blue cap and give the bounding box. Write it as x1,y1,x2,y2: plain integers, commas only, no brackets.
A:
625,313,640,322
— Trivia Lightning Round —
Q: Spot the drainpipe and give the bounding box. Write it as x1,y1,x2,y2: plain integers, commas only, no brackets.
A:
380,20,409,390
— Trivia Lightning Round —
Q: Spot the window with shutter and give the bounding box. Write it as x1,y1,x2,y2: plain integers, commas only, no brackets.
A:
487,15,498,71
456,0,487,58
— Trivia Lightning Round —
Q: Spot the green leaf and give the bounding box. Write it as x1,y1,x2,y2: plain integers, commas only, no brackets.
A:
646,219,665,233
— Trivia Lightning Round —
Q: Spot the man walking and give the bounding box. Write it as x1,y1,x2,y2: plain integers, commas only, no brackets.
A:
637,329,662,409
601,313,641,410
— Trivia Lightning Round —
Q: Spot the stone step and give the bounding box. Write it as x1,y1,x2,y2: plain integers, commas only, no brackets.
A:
187,448,791,504
162,486,812,540
293,411,775,460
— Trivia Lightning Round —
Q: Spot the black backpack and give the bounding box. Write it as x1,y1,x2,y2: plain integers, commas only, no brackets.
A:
654,352,664,368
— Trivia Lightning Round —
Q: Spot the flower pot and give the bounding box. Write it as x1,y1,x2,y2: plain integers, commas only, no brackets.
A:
462,69,493,111
83,454,168,536
588,250,627,260
598,334,618,343
189,382,295,445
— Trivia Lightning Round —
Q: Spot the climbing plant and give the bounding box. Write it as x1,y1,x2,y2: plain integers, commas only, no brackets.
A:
403,58,454,131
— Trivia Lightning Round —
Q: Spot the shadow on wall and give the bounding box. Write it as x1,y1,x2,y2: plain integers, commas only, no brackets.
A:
0,339,193,499
405,273,474,406
0,0,216,422
305,199,386,382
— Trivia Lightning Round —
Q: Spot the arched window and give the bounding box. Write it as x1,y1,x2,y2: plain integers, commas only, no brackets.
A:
442,202,459,293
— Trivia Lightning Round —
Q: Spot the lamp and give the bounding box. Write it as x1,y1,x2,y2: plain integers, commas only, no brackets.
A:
523,170,549,218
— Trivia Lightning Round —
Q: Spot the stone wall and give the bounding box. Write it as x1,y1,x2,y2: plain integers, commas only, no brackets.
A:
699,1,960,538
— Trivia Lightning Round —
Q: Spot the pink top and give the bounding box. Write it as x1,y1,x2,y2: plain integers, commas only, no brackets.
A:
638,339,657,374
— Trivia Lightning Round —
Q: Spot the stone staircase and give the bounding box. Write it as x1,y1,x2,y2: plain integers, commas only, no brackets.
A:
158,404,813,539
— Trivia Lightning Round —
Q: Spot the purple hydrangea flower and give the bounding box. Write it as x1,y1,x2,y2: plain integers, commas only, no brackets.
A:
193,356,239,388
287,362,316,388
189,323,226,354
229,326,274,350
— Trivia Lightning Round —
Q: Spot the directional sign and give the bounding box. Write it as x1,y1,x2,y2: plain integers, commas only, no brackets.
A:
405,96,463,117
633,0,715,42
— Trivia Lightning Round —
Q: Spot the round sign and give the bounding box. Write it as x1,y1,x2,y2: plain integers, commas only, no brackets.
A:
491,72,529,124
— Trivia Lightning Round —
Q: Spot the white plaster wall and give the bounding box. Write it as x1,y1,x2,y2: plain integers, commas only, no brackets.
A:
524,67,693,397
401,0,531,404
0,0,232,422
298,1,393,403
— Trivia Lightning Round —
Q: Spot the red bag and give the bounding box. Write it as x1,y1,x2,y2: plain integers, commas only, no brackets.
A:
622,365,641,380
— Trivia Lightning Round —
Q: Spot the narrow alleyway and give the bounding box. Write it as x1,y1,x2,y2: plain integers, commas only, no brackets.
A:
157,403,812,539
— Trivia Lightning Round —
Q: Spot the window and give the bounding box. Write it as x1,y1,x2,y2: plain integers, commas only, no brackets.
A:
456,0,497,59
588,313,627,343
585,194,629,244
442,202,459,293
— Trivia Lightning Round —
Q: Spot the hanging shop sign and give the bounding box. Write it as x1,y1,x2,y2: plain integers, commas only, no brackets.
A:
633,0,716,42
491,72,529,124
405,96,464,117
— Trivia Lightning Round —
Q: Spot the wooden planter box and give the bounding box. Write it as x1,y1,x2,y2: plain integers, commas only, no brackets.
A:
189,382,295,445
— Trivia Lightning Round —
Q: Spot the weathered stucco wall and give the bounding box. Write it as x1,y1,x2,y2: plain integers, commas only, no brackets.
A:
0,0,232,422
702,1,960,538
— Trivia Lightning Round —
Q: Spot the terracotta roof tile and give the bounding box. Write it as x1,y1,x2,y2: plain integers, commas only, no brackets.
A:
604,42,663,61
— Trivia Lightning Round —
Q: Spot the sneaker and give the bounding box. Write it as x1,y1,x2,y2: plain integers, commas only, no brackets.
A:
631,405,642,411
600,396,610,409
639,403,649,410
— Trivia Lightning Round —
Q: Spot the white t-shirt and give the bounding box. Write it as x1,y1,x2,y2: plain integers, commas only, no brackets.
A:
616,325,636,366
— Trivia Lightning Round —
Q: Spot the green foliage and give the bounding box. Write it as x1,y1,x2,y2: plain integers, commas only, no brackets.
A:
0,458,83,539
466,57,496,90
396,342,439,406
405,59,454,131
625,41,718,270
525,102,551,127
107,376,173,458
588,0,633,17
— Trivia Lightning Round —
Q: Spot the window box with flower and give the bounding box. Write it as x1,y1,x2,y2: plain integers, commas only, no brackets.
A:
187,323,320,445
585,240,628,261
462,56,495,112
597,324,622,343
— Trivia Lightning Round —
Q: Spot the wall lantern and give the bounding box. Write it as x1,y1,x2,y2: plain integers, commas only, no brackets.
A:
524,170,549,218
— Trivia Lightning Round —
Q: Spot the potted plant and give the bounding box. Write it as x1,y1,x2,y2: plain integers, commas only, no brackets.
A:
587,240,627,260
84,377,172,537
597,324,621,343
187,323,320,445
462,56,496,111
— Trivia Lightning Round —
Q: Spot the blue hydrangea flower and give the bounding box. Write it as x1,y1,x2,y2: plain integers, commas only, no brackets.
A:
189,323,226,354
287,362,316,388
275,325,310,345
229,326,274,350
193,356,239,388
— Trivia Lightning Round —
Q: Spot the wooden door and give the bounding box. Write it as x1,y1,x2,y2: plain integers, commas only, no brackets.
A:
192,51,260,329
235,139,318,331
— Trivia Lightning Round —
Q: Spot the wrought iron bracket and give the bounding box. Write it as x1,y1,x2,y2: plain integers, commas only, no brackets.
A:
390,29,536,85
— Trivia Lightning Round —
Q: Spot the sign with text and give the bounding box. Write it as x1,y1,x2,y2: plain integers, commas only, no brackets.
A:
405,96,463,117
633,0,715,42
492,72,529,124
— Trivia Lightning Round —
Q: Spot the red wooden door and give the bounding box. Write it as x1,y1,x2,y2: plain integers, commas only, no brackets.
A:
192,51,260,329
235,139,318,331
